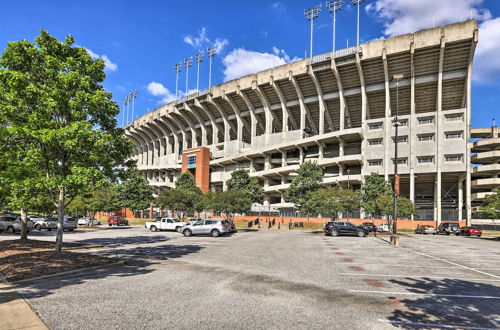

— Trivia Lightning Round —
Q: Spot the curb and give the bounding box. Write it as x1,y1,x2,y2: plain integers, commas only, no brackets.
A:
9,261,126,285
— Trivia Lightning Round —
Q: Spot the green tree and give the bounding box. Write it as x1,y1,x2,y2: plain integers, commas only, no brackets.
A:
117,168,154,212
205,190,252,221
0,31,132,252
284,161,323,215
175,172,202,194
156,188,202,220
375,195,416,219
480,189,500,219
306,187,360,220
226,169,263,203
360,173,393,217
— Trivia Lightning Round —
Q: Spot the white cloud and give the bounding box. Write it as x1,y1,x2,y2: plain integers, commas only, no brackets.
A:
366,0,499,83
183,27,228,53
83,47,118,71
366,0,490,37
222,48,299,81
147,82,198,104
272,2,286,12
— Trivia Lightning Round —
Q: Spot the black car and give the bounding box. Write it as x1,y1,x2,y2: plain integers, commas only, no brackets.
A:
437,222,460,235
361,222,377,232
324,221,369,238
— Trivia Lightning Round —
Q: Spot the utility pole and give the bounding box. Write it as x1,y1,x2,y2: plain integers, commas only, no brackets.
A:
207,46,217,89
304,4,322,60
349,0,367,48
184,56,193,96
175,63,182,99
391,73,404,245
195,51,204,91
326,1,344,53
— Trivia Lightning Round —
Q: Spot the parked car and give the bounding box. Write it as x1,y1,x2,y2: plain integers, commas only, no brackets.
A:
361,222,377,233
376,223,391,232
324,221,369,238
437,222,460,235
145,218,186,232
182,219,231,237
0,215,34,233
28,215,46,222
415,225,436,235
456,226,483,237
34,217,58,231
77,217,101,226
107,216,129,226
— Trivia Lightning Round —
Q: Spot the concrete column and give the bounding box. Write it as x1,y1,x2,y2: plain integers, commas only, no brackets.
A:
299,147,304,164
222,167,228,191
436,173,442,224
264,194,270,207
265,155,271,171
410,172,415,220
436,38,445,226
280,193,285,203
339,139,345,157
282,151,287,167
382,47,391,181
249,158,255,173
331,58,346,131
458,177,464,221
319,144,324,160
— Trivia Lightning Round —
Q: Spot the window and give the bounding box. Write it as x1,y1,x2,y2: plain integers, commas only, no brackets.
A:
445,114,463,122
418,116,434,125
418,134,434,142
397,119,408,127
445,154,463,162
392,136,408,143
418,156,434,164
368,159,382,166
167,219,174,223
368,139,382,146
445,131,463,139
392,158,408,165
187,155,196,168
369,122,383,130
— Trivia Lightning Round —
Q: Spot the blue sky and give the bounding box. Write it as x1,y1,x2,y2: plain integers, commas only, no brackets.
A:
1,0,499,128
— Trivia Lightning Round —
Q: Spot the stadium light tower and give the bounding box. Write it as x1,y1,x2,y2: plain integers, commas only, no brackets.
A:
304,4,322,59
174,62,182,99
349,0,367,48
122,97,127,128
326,0,344,53
184,56,193,96
130,90,138,123
391,73,404,245
207,46,217,89
195,51,204,91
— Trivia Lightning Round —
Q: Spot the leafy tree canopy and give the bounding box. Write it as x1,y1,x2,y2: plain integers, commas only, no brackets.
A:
156,188,202,219
205,190,252,221
117,168,154,211
226,169,263,203
284,161,323,214
375,195,416,219
360,173,393,216
306,187,360,220
480,189,500,219
175,172,202,194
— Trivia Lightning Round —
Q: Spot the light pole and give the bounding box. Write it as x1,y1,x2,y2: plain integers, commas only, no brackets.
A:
304,4,322,59
326,0,344,53
207,46,217,89
347,168,351,189
175,62,182,99
349,0,367,48
391,73,404,244
184,56,193,96
122,97,127,128
130,90,138,123
195,51,204,91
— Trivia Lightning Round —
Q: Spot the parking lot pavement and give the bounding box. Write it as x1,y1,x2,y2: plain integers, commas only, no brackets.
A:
10,229,500,329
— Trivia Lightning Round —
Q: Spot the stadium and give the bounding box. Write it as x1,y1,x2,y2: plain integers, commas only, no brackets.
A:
124,20,485,224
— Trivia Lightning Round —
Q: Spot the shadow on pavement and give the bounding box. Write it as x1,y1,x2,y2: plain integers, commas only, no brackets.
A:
385,277,500,328
74,235,170,248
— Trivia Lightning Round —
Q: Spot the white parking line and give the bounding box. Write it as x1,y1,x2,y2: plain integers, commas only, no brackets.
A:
397,245,500,280
351,290,500,299
377,319,498,329
336,263,500,271
341,273,500,282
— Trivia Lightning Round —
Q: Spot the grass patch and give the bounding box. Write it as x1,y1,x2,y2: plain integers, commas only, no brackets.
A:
127,218,154,226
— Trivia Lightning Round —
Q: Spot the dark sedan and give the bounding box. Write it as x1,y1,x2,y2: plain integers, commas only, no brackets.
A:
324,221,369,238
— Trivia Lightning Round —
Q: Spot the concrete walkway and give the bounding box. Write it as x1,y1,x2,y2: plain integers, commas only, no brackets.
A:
0,276,48,330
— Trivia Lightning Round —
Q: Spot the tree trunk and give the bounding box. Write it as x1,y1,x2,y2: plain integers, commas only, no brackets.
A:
54,187,65,253
20,208,29,241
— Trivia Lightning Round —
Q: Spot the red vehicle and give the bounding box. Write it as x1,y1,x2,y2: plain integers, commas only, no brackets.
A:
456,226,482,237
107,216,129,226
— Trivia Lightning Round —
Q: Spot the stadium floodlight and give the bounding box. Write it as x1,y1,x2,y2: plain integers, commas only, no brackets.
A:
184,56,193,96
391,73,404,242
326,0,344,53
195,51,204,91
175,62,182,99
207,46,217,89
129,90,138,123
122,97,127,128
304,4,322,59
349,0,367,48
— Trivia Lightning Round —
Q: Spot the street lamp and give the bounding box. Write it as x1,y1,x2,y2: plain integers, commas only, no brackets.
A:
349,0,367,48
391,73,404,244
304,4,322,59
326,0,344,53
195,51,204,91
207,46,217,89
174,63,182,99
184,56,193,96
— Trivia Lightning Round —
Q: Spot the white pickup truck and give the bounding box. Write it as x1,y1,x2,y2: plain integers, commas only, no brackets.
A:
145,218,187,232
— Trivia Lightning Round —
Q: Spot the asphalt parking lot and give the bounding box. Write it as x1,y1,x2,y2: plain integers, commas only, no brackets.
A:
5,227,500,329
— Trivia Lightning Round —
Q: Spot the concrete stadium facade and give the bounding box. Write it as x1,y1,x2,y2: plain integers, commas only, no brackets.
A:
125,20,478,224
